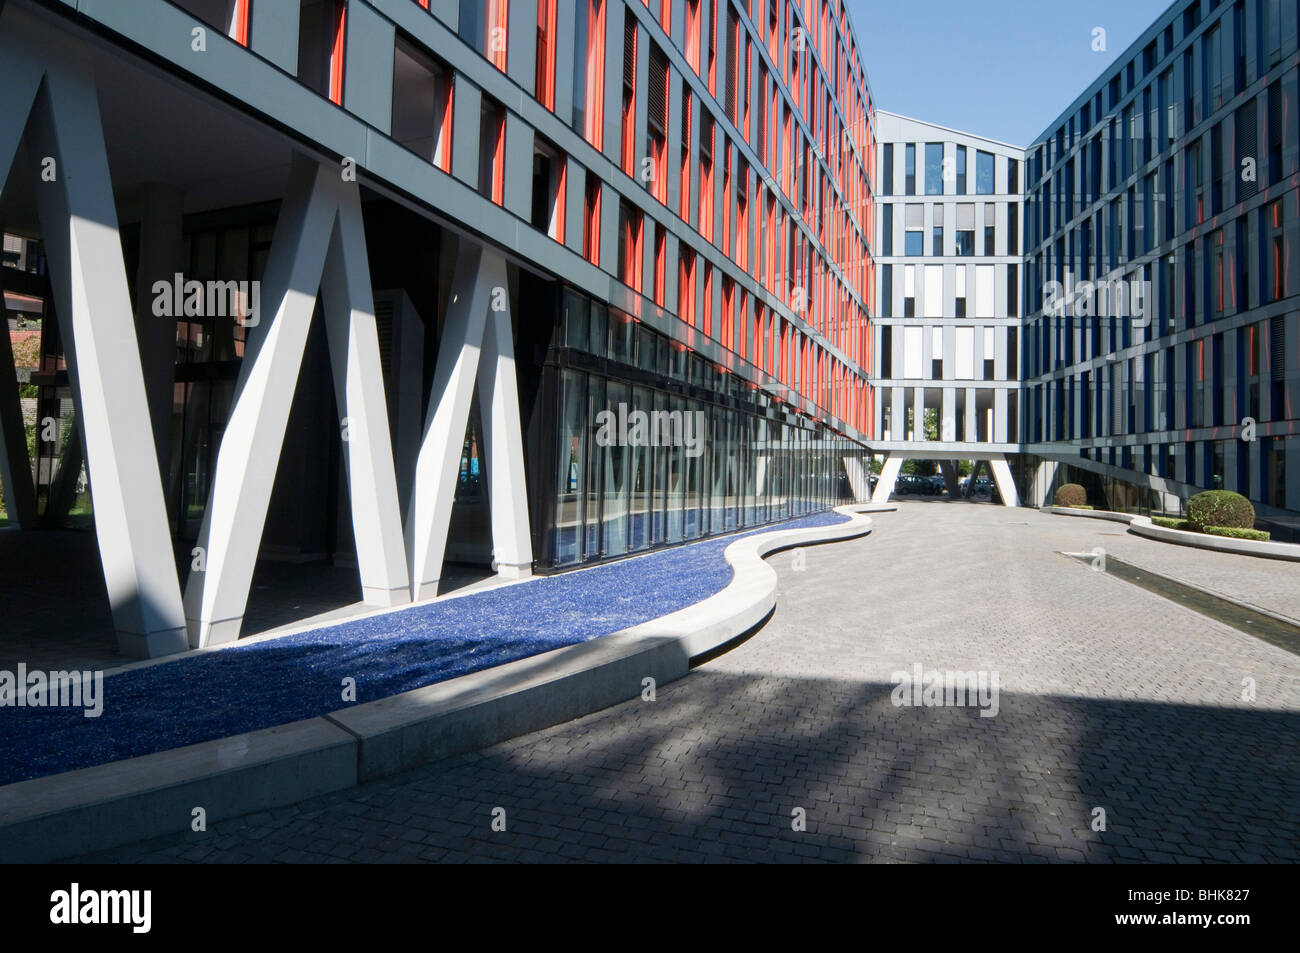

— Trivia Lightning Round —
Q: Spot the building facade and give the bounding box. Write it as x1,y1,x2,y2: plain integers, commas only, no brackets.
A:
0,0,878,657
865,0,1300,538
1021,0,1300,529
870,112,1026,503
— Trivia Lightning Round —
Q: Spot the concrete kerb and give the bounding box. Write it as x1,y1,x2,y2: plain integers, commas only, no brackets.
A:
0,503,892,862
0,718,357,865
1043,505,1300,562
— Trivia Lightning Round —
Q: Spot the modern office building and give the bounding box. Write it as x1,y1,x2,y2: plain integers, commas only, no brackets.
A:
869,112,1026,504
1019,0,1300,529
869,0,1300,538
9,0,1296,666
0,0,878,657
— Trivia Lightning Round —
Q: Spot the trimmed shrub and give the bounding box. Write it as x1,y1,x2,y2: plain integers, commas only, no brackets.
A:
1186,490,1255,531
1054,483,1087,507
1205,526,1271,542
1151,516,1191,530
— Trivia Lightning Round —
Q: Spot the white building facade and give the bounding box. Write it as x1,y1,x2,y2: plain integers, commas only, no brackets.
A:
870,112,1026,504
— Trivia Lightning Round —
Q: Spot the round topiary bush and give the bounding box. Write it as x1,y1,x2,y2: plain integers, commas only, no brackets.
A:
1186,490,1255,531
1055,483,1087,507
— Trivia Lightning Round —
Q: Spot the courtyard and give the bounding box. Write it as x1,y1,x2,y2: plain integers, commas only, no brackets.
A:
66,502,1300,863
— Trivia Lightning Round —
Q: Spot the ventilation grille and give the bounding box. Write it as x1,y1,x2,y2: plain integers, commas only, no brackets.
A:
1271,315,1286,377
623,16,636,89
648,45,667,136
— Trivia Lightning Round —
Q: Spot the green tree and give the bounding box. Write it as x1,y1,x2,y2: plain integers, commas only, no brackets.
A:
900,408,939,475
11,331,42,399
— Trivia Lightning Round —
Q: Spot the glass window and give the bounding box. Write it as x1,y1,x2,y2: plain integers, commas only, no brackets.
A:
628,385,653,552
710,406,729,533
636,325,657,372
684,399,704,538
956,202,975,256
460,0,509,70
298,0,345,102
609,309,634,363
976,151,995,194
531,137,566,239
572,0,605,147
565,290,589,349
553,369,587,566
588,300,608,356
602,381,631,555
392,35,453,171
174,0,247,40
583,375,606,556
666,393,686,544
478,98,506,204
925,143,944,194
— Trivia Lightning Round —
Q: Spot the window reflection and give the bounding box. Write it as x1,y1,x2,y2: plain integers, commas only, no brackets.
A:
546,287,869,568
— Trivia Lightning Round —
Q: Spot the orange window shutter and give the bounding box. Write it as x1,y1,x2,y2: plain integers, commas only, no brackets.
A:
438,79,455,172
553,160,567,242
635,215,644,293
493,127,505,204
682,260,690,322
491,0,510,71
233,0,251,45
655,232,665,306
536,0,556,109
585,1,606,150
329,0,347,105
703,267,713,337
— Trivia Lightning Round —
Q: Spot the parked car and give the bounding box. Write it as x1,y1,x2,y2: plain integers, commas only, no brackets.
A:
895,473,942,496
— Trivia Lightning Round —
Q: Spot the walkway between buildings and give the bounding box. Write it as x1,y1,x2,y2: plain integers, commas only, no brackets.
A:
71,502,1300,863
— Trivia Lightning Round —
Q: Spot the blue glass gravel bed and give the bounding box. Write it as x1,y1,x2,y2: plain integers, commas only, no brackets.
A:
0,510,849,786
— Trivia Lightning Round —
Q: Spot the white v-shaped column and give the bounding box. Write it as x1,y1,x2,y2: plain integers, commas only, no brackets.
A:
184,155,410,647
0,23,187,656
407,243,532,600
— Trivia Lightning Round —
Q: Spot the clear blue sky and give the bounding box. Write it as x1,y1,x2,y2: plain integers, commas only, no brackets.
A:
847,0,1176,146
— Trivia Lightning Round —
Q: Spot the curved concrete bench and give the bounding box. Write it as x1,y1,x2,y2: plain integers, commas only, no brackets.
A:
1044,505,1300,562
0,503,894,862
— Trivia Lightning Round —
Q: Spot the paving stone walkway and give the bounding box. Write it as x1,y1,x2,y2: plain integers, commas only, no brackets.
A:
69,503,1300,863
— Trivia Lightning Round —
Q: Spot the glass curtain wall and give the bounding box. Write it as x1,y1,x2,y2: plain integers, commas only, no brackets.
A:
545,288,867,569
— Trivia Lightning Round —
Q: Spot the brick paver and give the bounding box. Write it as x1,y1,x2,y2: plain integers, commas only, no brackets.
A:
68,502,1300,863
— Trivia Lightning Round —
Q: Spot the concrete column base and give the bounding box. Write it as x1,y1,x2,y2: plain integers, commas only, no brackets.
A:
188,617,243,649
116,626,189,659
361,585,412,608
494,562,532,580
412,581,441,602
